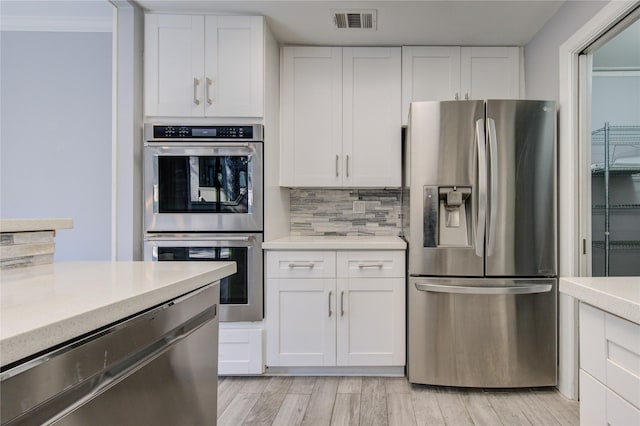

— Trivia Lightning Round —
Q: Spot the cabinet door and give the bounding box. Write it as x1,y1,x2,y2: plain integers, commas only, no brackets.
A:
281,46,343,187
336,277,405,366
266,278,336,366
460,47,520,100
580,370,607,426
144,14,205,117
204,16,264,117
343,47,401,187
401,46,461,124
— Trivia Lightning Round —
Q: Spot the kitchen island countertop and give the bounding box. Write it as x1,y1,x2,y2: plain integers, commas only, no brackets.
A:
0,261,236,367
263,235,406,250
559,276,640,324
0,218,73,233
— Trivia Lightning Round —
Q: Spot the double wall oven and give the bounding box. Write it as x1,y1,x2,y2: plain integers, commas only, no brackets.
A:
143,124,264,322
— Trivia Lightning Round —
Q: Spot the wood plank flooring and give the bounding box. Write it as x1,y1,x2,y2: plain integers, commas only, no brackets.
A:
217,376,579,426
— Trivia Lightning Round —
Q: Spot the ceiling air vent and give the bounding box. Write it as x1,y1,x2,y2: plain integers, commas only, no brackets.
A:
332,10,377,30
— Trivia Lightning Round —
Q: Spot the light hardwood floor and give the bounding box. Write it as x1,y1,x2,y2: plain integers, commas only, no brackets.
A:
217,376,579,426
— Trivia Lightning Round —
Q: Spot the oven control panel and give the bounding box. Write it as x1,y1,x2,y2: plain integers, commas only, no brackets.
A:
147,124,263,141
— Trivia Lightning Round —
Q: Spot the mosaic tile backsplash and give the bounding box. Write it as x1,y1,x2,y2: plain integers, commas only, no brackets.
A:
290,189,402,236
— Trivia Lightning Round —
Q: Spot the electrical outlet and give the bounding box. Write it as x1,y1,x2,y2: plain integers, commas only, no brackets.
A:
353,201,366,214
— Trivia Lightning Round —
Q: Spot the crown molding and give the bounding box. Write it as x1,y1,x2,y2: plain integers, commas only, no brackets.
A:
1,15,112,32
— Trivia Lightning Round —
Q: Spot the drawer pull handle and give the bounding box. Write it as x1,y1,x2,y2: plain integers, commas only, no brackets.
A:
358,263,384,269
288,263,315,269
328,291,332,317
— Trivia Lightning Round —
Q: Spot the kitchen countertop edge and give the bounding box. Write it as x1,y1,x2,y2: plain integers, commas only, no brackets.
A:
262,235,407,250
559,277,640,324
0,218,74,233
1,261,236,368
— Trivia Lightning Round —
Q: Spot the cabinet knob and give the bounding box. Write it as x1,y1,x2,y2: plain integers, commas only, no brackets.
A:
455,92,459,100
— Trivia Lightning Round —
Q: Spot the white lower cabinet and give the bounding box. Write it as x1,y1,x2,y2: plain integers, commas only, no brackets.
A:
265,250,405,368
579,302,640,425
218,325,264,375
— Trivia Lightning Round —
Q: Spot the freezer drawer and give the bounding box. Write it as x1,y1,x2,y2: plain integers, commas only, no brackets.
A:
408,277,557,387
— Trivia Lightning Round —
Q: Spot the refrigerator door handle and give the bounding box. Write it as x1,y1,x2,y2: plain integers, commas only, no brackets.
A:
415,282,552,295
475,118,487,257
487,118,499,256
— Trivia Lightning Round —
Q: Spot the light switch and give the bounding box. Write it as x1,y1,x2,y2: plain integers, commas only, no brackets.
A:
353,201,366,214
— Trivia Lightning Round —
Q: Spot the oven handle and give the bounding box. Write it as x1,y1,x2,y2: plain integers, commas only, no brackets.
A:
144,142,252,148
146,235,252,242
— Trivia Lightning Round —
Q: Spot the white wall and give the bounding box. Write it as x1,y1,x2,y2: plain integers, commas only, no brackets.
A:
113,1,145,261
524,1,608,101
0,30,113,260
523,0,609,400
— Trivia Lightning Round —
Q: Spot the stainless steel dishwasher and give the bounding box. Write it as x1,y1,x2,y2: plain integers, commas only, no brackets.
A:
1,283,219,425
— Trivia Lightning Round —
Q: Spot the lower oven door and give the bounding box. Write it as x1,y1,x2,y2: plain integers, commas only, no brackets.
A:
144,233,263,322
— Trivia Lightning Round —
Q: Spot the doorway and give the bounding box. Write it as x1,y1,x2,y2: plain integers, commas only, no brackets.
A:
581,13,640,277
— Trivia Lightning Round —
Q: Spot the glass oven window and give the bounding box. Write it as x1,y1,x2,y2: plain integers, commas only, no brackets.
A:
158,156,250,214
157,246,248,305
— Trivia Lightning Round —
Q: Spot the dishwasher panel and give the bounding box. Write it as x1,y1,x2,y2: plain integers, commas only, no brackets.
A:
1,284,219,426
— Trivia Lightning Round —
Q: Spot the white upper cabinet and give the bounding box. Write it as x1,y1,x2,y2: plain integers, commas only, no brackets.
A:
145,14,264,117
402,46,521,124
343,48,402,187
460,47,520,101
281,46,343,187
401,46,461,123
281,46,401,187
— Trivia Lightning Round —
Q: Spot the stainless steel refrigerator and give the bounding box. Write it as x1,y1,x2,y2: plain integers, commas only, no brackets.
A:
405,100,557,387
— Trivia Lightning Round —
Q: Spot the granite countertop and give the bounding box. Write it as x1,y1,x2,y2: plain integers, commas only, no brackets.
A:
560,276,640,324
262,235,407,250
0,261,236,367
0,218,73,233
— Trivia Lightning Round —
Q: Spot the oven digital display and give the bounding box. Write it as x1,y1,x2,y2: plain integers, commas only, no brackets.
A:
192,128,217,137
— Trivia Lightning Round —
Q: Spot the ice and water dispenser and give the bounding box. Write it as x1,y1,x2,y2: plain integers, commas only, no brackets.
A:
423,186,472,247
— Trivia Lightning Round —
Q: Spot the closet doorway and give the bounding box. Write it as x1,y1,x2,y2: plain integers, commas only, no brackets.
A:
581,12,640,277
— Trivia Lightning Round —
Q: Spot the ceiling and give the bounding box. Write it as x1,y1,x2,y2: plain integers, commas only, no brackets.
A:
133,0,566,46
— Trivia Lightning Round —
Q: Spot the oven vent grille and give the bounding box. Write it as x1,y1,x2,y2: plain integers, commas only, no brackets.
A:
332,10,377,30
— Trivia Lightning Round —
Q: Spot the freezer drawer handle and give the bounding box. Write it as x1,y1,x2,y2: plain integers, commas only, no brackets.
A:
414,282,552,295
288,263,315,269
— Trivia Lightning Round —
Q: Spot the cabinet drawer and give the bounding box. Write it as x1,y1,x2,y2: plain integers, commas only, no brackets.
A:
337,251,405,278
266,251,336,278
218,328,264,375
608,388,640,426
606,313,640,408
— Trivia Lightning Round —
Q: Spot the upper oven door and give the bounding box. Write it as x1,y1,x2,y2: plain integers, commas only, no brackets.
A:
144,142,263,232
